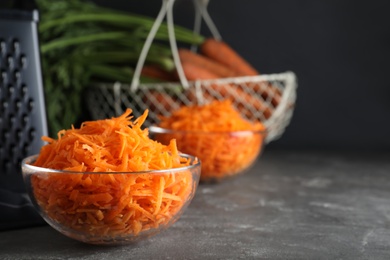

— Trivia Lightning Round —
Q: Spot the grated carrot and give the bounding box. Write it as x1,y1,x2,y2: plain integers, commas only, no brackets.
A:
31,108,197,243
156,99,265,181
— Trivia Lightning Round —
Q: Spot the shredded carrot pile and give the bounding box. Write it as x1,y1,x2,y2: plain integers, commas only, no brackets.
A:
156,100,265,182
31,109,198,243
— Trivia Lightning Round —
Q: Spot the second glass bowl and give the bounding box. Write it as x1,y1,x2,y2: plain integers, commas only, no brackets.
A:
149,126,265,182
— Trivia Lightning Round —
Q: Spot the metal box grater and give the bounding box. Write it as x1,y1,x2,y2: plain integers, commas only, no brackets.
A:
0,1,48,194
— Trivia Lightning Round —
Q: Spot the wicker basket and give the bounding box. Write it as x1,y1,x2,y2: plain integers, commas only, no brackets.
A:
86,71,296,143
85,0,297,143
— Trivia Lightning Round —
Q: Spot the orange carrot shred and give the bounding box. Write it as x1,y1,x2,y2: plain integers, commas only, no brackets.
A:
30,108,197,242
156,100,265,181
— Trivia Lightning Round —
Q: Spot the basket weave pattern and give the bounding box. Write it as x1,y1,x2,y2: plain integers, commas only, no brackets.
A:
86,71,297,143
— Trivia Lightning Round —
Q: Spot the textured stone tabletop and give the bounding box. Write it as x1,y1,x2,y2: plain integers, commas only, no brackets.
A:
1,150,390,260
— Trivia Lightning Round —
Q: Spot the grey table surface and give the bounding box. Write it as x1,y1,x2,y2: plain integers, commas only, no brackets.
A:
1,149,390,260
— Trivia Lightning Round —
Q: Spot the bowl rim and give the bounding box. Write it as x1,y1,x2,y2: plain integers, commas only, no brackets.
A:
22,153,201,175
148,125,267,136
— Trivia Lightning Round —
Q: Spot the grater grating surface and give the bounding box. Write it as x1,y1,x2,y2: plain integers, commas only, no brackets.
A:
0,7,47,193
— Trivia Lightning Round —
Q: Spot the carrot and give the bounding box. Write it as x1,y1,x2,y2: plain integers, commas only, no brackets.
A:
199,82,273,119
155,100,265,182
176,61,273,119
256,82,282,108
30,109,197,242
237,79,281,109
178,60,221,81
178,48,238,78
143,91,181,114
200,38,284,109
200,38,259,76
141,65,176,82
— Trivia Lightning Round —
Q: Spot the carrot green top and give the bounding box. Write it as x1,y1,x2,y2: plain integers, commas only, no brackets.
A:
34,108,189,172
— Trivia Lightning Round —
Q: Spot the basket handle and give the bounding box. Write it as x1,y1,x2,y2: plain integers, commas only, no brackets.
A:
191,0,221,51
130,0,189,91
131,0,222,92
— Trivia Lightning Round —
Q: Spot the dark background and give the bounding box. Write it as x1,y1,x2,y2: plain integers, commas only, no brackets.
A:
93,0,390,151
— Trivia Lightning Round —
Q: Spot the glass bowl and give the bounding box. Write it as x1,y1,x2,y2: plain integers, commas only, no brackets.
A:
149,126,266,183
21,154,200,245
